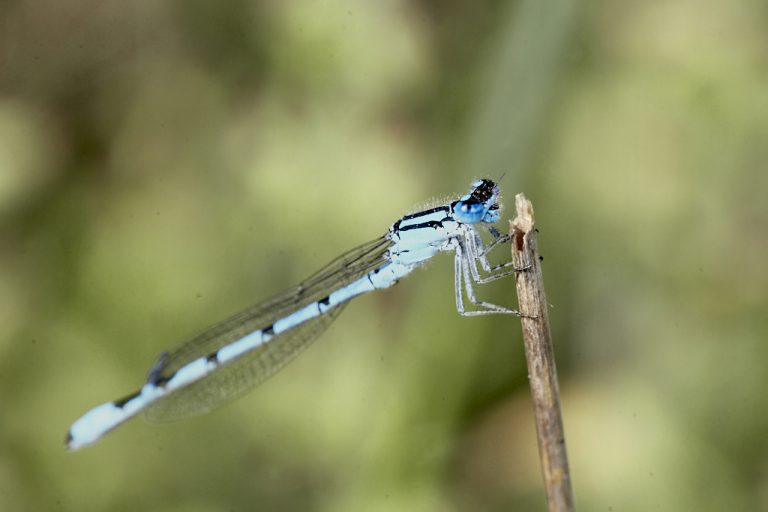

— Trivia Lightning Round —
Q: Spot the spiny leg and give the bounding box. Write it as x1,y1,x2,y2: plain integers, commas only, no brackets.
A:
454,242,522,316
461,251,523,316
454,244,468,314
465,231,530,285
477,228,510,257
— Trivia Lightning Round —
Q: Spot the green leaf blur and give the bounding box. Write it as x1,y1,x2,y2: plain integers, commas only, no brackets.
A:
1,0,766,511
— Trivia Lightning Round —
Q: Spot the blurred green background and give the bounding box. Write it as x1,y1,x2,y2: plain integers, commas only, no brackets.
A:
1,0,767,510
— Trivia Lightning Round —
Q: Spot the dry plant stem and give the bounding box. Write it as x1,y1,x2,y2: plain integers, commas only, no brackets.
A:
510,194,574,512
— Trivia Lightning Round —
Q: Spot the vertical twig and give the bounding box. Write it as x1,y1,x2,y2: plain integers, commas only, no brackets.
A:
510,193,574,512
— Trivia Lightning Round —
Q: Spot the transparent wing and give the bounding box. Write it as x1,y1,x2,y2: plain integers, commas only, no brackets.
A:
142,236,391,422
144,303,347,422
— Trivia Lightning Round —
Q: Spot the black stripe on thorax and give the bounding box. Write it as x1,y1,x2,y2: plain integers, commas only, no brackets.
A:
398,218,450,232
401,205,450,221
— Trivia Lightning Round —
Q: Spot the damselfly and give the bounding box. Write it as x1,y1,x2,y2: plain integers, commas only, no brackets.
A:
66,179,524,450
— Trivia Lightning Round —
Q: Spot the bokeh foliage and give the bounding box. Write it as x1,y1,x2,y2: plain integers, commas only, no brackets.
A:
1,0,766,511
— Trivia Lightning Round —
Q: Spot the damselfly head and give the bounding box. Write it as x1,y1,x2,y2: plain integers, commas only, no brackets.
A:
452,179,502,224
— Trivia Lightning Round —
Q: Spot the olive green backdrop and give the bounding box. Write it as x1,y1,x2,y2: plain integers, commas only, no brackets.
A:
1,1,766,511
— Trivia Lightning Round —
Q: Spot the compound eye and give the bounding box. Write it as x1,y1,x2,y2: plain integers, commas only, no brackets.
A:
454,200,485,223
461,202,482,214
